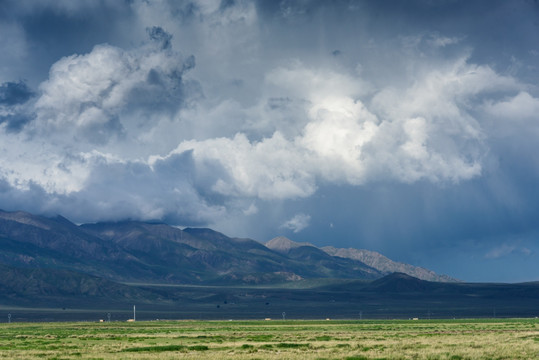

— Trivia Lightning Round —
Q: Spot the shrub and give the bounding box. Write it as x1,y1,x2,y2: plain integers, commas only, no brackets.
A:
188,345,209,351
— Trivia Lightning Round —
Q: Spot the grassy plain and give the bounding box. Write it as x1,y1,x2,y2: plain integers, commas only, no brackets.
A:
0,318,538,359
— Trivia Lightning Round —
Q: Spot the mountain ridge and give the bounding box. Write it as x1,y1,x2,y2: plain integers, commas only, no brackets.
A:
322,246,458,282
0,209,453,287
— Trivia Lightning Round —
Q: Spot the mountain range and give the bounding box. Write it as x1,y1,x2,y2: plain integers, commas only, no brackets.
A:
0,209,453,287
3,209,539,320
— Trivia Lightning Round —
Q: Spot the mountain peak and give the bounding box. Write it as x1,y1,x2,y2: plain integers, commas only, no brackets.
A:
265,236,314,254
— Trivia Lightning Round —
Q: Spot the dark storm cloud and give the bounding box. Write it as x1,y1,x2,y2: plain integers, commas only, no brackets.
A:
359,0,539,81
74,152,219,224
127,53,198,113
147,26,173,50
0,150,226,225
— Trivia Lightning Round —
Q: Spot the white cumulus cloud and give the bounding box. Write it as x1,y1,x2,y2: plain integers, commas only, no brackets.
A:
484,91,539,121
32,29,196,144
281,213,311,233
158,57,519,203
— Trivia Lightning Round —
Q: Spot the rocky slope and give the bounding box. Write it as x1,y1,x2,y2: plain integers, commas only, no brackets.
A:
322,246,457,282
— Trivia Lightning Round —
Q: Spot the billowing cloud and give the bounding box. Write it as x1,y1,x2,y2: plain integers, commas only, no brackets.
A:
484,91,539,121
0,149,226,225
32,27,196,144
0,38,532,225
160,57,521,202
162,132,316,199
0,26,200,194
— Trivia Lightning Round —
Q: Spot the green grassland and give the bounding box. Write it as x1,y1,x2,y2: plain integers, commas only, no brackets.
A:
0,318,538,359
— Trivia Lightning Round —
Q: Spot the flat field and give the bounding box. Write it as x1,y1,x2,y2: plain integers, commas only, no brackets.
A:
0,319,538,359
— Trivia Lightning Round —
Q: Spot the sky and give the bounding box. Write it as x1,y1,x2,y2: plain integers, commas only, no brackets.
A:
1,0,539,282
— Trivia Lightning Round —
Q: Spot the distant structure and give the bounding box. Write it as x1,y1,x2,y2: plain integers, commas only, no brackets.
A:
133,305,136,321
